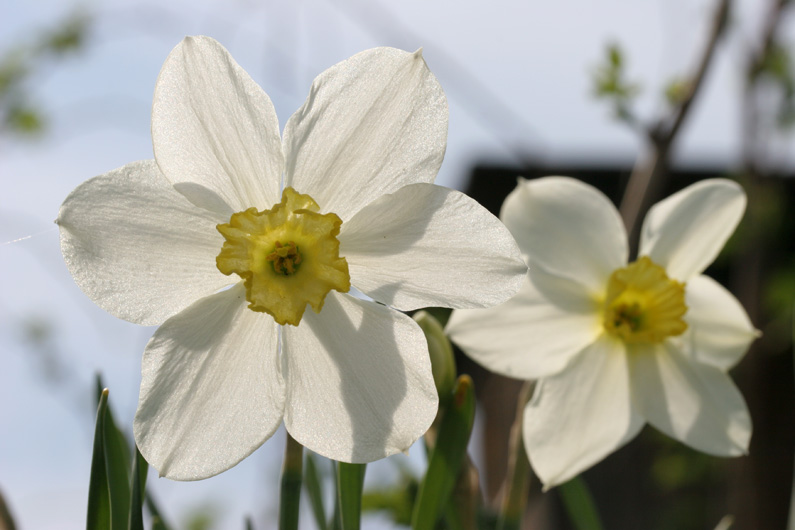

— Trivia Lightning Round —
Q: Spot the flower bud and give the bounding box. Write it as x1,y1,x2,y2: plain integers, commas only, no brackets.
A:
413,310,456,401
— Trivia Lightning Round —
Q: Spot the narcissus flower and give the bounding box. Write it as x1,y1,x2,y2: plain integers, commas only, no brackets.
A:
57,36,526,480
447,177,758,488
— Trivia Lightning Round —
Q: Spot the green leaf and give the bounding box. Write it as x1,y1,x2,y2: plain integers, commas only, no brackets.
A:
129,446,148,530
279,434,304,530
87,389,111,530
337,462,366,530
4,105,44,135
608,44,622,68
411,375,476,530
558,476,604,530
104,412,131,529
94,376,131,530
304,453,328,530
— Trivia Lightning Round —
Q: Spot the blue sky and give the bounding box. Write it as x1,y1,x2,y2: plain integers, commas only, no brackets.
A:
1,0,790,527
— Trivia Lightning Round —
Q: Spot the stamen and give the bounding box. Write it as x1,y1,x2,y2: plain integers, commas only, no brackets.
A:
266,241,302,275
603,256,687,344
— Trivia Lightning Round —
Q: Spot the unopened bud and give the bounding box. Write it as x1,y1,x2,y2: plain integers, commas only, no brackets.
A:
413,310,456,401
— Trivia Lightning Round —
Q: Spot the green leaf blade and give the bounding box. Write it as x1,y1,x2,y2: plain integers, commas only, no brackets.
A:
304,453,328,530
128,446,148,530
86,389,111,530
337,462,366,530
411,375,476,530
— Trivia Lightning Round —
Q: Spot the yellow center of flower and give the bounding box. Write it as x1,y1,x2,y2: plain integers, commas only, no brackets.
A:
215,187,351,326
602,256,688,344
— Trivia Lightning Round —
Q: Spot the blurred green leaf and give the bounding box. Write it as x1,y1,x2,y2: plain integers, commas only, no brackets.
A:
362,474,419,526
0,486,17,530
304,453,328,530
593,43,641,125
0,9,90,138
337,462,366,530
87,388,111,530
4,105,43,134
146,495,171,530
185,508,217,530
609,45,622,68
664,79,690,107
411,375,476,530
41,13,89,54
558,476,604,530
0,55,26,97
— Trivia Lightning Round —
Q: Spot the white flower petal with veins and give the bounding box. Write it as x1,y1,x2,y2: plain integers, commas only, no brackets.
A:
57,160,230,326
340,183,526,311
283,47,448,222
446,276,600,380
282,291,438,463
639,179,746,281
524,335,644,488
629,341,751,456
500,177,628,295
685,275,760,370
152,36,283,214
134,284,283,481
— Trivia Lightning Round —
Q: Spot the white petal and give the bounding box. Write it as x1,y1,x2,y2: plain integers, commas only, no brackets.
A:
57,160,230,326
134,284,284,480
639,179,746,281
685,275,759,370
501,177,627,295
282,291,438,463
340,184,526,310
152,36,282,214
283,47,447,221
524,335,643,488
629,342,751,456
446,274,601,380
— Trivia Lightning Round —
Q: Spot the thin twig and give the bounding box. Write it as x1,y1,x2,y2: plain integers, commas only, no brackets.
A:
619,0,731,242
743,0,789,175
496,381,535,530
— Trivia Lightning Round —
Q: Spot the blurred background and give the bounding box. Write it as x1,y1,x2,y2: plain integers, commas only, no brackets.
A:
2,0,794,528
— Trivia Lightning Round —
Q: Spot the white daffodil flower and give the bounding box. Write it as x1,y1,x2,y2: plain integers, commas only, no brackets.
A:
447,177,758,488
57,36,527,480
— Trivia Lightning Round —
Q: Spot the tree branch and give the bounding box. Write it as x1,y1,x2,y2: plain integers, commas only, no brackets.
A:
619,0,731,243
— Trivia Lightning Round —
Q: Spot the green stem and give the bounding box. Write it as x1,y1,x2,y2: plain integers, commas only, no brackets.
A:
337,462,366,530
279,433,304,530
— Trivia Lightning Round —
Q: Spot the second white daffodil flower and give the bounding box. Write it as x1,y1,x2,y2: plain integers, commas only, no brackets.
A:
448,177,758,488
57,36,527,480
